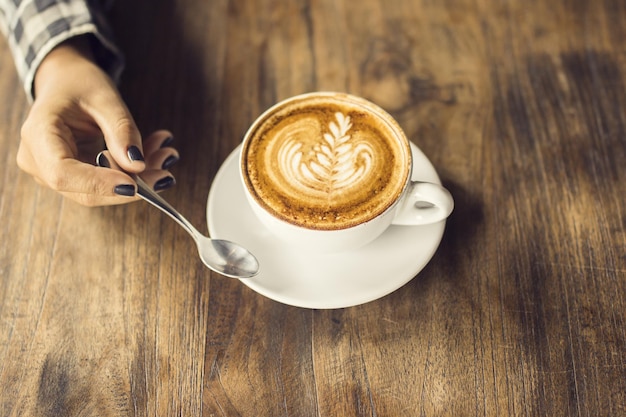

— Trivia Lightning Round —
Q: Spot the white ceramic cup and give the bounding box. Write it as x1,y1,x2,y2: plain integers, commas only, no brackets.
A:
239,92,454,253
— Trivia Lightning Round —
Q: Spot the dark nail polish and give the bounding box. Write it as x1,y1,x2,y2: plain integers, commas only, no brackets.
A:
162,155,179,170
160,136,174,148
96,152,111,168
114,184,136,196
127,145,144,162
154,176,176,192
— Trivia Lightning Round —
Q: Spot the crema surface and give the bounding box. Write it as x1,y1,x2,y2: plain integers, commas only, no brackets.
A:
242,94,411,230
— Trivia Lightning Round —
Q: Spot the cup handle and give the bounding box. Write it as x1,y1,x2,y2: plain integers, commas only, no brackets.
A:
391,181,454,226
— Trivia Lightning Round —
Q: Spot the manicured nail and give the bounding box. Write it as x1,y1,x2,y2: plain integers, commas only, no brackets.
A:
96,152,111,168
114,184,136,196
154,176,176,192
160,136,174,148
162,155,179,170
127,145,144,162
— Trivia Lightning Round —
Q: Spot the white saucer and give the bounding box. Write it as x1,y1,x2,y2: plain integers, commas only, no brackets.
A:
207,143,447,309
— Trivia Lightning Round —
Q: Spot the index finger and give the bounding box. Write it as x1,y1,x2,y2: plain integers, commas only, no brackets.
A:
81,89,146,173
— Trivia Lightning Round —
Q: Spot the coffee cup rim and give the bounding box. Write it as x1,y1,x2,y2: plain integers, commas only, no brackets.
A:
240,91,413,231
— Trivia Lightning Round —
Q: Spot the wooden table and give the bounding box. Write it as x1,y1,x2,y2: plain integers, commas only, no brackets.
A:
1,0,625,415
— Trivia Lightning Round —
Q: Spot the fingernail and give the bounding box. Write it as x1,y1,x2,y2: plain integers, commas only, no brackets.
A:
96,151,111,168
127,145,144,162
114,184,136,196
160,136,174,148
162,155,179,170
154,176,176,192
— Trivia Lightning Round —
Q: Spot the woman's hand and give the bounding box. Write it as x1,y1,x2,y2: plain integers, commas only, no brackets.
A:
16,37,178,206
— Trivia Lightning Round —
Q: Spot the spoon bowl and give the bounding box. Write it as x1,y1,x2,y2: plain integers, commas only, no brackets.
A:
196,234,260,278
133,175,259,278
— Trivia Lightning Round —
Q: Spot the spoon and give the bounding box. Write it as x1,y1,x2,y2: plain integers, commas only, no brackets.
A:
132,174,259,279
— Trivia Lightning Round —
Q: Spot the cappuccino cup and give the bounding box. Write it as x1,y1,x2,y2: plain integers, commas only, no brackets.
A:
240,92,453,253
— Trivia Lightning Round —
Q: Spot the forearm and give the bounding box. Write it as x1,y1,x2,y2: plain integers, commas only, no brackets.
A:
0,0,123,101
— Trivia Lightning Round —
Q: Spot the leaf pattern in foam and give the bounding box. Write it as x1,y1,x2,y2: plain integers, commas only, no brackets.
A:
279,112,374,197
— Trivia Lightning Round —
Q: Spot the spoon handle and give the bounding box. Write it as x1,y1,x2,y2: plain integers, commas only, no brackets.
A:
132,175,202,241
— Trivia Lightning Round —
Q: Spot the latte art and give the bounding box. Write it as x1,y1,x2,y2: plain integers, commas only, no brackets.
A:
242,93,411,230
279,112,374,199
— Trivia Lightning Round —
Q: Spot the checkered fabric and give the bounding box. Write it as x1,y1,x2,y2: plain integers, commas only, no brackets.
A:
0,0,123,100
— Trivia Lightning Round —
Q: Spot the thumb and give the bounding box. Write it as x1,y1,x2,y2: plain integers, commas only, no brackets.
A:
87,91,145,173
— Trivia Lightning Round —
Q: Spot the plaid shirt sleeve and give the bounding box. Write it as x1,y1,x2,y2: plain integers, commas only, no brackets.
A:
0,0,123,100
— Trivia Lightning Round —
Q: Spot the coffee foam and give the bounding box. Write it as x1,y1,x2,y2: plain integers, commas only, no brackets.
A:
242,94,411,230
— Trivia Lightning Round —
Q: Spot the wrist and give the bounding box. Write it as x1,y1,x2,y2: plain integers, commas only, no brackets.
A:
33,36,97,98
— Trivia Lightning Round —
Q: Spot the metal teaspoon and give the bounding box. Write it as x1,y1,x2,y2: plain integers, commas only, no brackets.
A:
132,174,259,279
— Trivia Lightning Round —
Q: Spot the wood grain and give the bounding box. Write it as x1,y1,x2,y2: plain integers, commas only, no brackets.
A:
0,0,624,415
